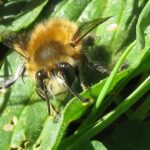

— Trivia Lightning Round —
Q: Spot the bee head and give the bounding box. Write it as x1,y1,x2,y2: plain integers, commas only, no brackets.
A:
35,62,77,100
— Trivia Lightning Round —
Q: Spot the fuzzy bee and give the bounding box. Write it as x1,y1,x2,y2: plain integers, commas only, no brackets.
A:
0,17,110,115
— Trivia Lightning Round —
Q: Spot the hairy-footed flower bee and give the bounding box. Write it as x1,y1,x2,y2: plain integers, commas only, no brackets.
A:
1,17,110,115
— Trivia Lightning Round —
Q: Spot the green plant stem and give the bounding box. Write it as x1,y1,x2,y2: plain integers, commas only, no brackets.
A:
68,75,150,148
93,41,136,113
85,41,136,123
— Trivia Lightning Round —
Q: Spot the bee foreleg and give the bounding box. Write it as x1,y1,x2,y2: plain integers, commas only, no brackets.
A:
36,69,52,116
0,64,26,89
58,70,89,102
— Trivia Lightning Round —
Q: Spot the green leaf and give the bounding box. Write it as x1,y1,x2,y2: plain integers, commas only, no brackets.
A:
136,0,150,49
34,96,92,150
0,52,48,149
68,140,107,150
52,0,90,20
0,0,48,41
91,140,107,150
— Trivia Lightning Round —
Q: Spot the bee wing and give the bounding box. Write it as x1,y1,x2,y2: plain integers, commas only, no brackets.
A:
1,30,29,58
71,17,111,46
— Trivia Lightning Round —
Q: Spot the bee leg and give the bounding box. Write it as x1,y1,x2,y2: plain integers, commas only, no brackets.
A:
64,81,89,102
36,69,54,116
74,66,90,91
36,84,59,116
45,93,51,116
36,84,51,116
49,104,59,117
81,53,109,74
35,84,58,116
88,62,109,74
55,63,89,102
36,87,51,116
0,64,26,89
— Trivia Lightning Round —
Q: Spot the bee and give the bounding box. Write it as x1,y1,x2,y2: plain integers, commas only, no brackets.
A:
1,17,110,115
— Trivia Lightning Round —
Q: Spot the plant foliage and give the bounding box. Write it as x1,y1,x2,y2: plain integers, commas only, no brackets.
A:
0,0,150,150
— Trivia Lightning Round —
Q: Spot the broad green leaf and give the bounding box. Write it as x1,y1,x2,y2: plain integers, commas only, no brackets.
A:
52,0,90,20
0,0,48,41
0,52,48,149
34,99,92,150
91,140,107,150
136,0,150,49
126,31,150,72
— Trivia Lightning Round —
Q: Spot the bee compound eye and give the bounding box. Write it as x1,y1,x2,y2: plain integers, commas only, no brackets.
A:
36,69,47,79
56,62,76,86
56,62,71,70
57,63,65,69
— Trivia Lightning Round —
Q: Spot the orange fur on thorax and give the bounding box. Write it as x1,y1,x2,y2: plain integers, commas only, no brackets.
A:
22,18,82,77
